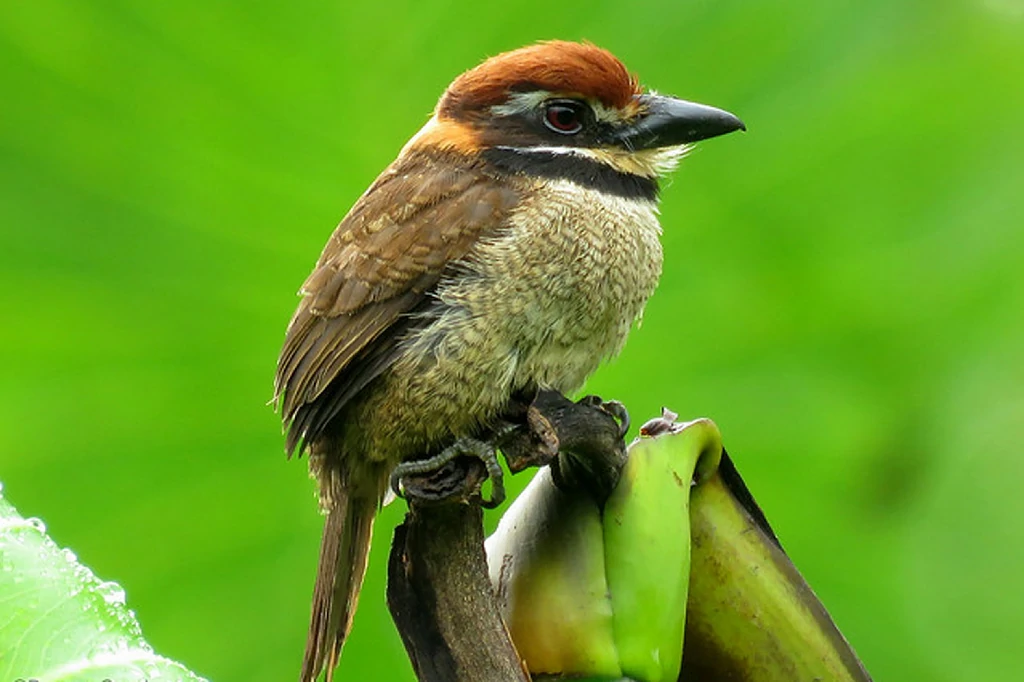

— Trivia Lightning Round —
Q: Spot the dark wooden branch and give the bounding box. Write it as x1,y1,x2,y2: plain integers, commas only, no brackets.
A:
386,390,629,681
387,457,529,682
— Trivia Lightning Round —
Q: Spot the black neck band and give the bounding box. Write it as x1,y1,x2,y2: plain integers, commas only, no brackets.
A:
482,147,659,201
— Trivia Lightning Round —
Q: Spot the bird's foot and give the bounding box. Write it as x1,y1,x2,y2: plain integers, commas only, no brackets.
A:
493,403,560,473
390,437,505,509
577,395,631,439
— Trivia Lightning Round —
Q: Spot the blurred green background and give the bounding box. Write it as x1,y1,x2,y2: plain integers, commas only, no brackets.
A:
2,0,1022,680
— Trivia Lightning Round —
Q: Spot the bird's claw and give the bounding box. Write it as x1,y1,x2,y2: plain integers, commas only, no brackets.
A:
390,437,506,509
577,395,631,439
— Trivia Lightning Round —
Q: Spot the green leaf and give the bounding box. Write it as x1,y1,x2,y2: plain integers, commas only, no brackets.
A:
487,420,721,682
0,484,207,682
602,419,721,682
486,467,623,679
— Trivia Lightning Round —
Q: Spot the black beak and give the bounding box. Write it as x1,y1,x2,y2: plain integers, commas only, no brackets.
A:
609,94,745,149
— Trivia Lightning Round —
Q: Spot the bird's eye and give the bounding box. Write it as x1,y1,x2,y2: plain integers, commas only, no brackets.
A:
543,100,585,134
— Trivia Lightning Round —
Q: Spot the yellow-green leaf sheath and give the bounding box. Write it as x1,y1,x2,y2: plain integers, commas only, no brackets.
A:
682,467,873,681
486,466,623,678
603,419,722,682
487,420,723,681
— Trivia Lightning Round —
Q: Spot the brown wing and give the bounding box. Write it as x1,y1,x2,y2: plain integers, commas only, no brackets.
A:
275,151,520,454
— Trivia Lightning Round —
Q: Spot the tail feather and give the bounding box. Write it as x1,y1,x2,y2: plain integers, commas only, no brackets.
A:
300,488,377,682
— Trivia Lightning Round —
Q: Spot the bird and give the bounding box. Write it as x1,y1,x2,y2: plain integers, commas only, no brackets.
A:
274,40,744,682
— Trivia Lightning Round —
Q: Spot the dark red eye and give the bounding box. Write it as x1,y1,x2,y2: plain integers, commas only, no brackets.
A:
544,101,585,134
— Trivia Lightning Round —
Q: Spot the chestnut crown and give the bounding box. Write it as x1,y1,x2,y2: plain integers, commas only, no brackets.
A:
438,41,642,119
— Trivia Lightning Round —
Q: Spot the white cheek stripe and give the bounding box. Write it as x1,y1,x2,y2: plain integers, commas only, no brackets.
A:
494,144,599,158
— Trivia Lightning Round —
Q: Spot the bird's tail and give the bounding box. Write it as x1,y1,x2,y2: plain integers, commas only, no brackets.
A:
300,484,377,682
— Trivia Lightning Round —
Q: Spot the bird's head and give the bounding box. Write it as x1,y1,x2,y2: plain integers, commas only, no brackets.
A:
405,41,744,181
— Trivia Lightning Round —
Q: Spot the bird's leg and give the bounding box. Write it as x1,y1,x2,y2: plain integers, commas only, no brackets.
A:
577,395,631,439
391,437,506,509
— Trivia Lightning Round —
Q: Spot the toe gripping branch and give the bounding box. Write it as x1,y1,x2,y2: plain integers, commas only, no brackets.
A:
390,437,506,509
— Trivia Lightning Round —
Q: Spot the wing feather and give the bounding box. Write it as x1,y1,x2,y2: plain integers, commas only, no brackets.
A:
275,152,520,454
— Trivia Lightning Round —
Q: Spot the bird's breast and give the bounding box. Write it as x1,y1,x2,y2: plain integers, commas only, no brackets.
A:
433,178,664,393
